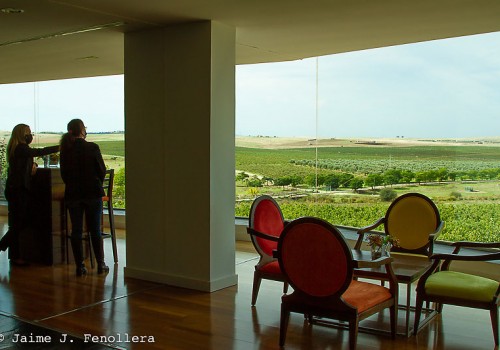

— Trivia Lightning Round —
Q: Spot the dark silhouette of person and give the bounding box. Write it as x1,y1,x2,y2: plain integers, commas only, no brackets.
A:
0,124,59,265
60,119,109,276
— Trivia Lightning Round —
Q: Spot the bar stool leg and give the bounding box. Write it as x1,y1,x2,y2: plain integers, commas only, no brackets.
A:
108,201,118,263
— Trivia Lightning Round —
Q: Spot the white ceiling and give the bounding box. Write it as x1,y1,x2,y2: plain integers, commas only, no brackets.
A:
1,0,500,84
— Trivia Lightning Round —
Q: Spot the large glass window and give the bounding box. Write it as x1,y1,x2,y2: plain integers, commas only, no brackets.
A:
0,76,125,206
1,32,499,244
235,32,500,243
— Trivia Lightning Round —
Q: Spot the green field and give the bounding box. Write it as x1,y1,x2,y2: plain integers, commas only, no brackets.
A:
33,136,125,171
235,138,500,243
0,135,127,208
236,144,500,179
96,140,125,158
13,134,500,242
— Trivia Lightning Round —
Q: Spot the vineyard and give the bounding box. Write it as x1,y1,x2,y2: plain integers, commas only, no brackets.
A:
291,158,500,174
236,144,500,180
235,199,500,243
235,138,500,243
7,135,499,243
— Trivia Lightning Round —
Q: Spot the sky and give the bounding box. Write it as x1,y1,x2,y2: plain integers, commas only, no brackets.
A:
0,75,124,134
1,31,499,138
236,31,500,139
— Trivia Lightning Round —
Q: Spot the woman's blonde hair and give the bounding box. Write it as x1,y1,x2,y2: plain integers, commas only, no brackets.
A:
7,124,29,163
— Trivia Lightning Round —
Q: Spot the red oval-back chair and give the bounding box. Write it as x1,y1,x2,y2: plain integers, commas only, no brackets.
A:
246,195,289,306
277,217,398,349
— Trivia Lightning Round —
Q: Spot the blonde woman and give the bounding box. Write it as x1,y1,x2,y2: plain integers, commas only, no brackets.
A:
0,124,59,265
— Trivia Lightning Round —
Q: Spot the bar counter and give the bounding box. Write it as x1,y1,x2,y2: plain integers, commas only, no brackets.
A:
22,167,67,265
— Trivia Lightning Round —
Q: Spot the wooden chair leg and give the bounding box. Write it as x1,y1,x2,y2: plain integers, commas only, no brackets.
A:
413,295,424,335
279,305,290,347
282,282,289,294
491,306,499,346
390,304,397,339
251,272,262,306
348,318,359,350
436,303,443,313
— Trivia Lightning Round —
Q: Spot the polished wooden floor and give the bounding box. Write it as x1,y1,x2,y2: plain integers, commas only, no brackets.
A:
0,219,497,349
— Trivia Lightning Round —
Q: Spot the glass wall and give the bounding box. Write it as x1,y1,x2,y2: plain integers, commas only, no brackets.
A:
0,76,125,205
235,32,500,243
1,32,500,244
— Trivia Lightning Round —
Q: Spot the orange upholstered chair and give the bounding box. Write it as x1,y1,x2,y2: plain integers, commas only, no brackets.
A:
355,192,444,256
276,217,398,349
246,195,289,306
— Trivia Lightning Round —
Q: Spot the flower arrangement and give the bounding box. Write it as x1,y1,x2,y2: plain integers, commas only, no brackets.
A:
366,233,400,259
366,234,400,248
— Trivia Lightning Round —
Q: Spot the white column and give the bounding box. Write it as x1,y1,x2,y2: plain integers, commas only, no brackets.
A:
124,21,237,291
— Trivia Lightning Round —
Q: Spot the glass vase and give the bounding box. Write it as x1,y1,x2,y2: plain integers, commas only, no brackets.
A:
371,244,382,260
371,243,391,260
382,243,392,257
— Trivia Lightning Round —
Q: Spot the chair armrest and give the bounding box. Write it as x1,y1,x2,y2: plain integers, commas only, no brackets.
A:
427,220,445,255
357,217,385,235
429,220,445,241
246,227,279,242
452,241,500,250
432,251,500,262
439,243,500,271
354,217,385,249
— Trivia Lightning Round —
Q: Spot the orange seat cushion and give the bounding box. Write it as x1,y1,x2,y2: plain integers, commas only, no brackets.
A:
282,280,392,314
342,280,393,313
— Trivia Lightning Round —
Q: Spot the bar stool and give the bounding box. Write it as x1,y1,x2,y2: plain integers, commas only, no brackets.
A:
101,169,118,264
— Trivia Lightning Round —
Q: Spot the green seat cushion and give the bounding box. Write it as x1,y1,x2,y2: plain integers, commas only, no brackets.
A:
425,271,499,303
